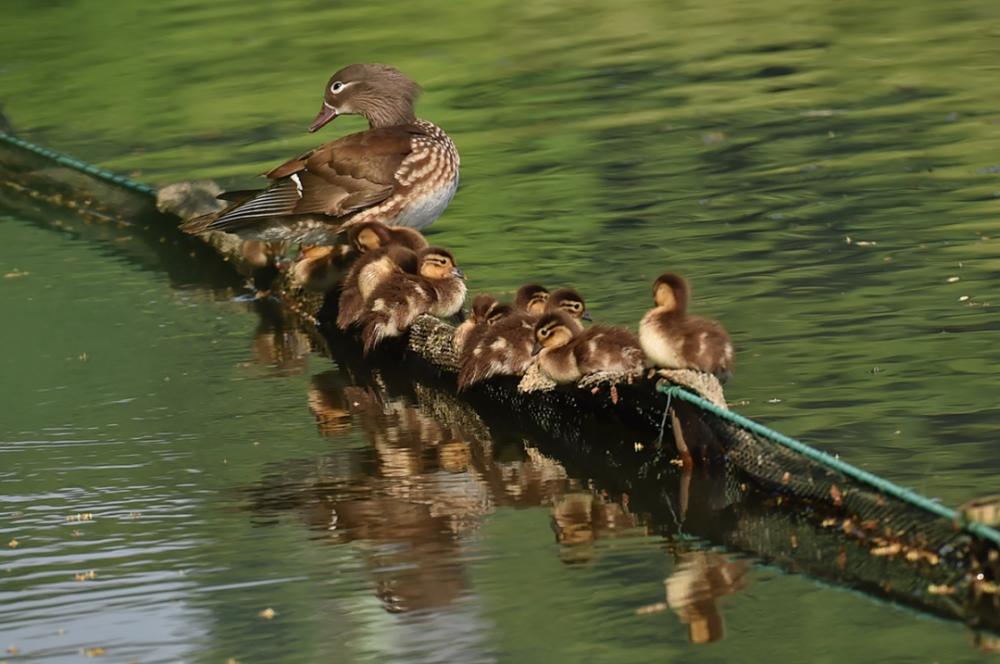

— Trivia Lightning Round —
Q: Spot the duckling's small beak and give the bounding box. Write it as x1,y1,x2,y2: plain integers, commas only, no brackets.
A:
309,103,339,133
452,267,467,280
531,341,543,357
581,311,594,322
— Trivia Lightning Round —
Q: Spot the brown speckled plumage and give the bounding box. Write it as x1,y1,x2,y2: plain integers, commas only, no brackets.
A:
453,292,500,355
456,287,591,391
336,222,427,329
533,311,646,384
179,64,459,244
359,247,467,353
639,273,734,382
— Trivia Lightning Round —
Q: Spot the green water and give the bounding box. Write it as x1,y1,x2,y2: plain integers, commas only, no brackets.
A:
3,0,1000,661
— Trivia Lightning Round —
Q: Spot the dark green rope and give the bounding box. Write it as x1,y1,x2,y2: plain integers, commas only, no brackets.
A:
0,131,157,197
657,382,1000,548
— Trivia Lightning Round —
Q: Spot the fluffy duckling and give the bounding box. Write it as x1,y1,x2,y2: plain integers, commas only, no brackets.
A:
456,288,590,391
545,288,594,331
350,221,427,254
533,311,646,384
639,273,734,382
453,293,499,354
336,221,427,330
515,284,550,314
290,245,355,292
360,247,467,353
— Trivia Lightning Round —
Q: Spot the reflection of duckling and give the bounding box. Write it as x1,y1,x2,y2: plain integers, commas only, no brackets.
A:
639,273,734,382
533,311,646,384
665,551,750,644
290,245,355,292
360,247,467,353
453,293,499,354
336,222,426,329
456,288,591,390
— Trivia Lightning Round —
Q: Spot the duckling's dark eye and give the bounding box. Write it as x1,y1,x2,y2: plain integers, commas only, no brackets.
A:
331,81,344,94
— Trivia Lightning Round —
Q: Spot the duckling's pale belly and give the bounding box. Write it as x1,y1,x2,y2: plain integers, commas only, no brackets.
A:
538,349,581,384
639,314,686,369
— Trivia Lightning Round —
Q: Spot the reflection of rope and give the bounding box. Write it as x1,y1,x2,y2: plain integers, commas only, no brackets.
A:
0,131,157,197
657,382,1000,547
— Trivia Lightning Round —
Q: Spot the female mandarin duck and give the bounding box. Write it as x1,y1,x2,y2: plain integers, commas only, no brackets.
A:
639,273,734,382
336,221,427,329
532,311,646,384
456,287,592,391
180,63,459,244
359,246,467,353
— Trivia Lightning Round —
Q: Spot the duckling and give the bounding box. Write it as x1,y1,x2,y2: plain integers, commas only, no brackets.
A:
515,283,550,314
336,222,427,330
290,245,355,292
242,240,289,269
360,247,467,353
639,273,734,382
350,221,427,254
453,293,499,354
454,298,515,356
545,288,594,331
533,311,646,384
456,287,590,391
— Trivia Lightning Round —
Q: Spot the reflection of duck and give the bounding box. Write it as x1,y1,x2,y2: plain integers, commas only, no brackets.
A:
639,273,734,382
456,288,592,390
532,311,646,384
179,63,460,244
360,247,467,353
337,222,427,329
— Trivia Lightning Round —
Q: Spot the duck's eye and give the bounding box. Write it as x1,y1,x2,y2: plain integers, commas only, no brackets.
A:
331,81,344,94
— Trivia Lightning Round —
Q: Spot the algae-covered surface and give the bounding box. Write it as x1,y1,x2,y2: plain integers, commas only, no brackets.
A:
3,0,1000,661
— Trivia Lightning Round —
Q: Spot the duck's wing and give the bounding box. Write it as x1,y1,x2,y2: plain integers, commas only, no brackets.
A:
187,125,425,234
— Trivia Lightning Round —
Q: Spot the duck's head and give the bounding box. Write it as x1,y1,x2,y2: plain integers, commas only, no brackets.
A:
515,283,549,313
469,293,499,324
532,311,578,356
348,221,393,253
310,63,422,132
419,246,466,280
546,288,594,322
652,273,689,314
